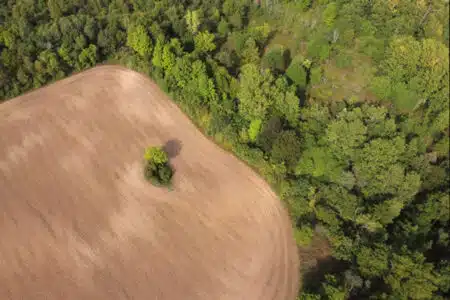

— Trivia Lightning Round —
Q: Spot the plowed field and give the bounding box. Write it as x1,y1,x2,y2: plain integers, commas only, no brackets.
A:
0,66,299,300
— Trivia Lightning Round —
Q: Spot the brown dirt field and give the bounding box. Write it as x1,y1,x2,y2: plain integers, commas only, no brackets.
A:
0,66,299,300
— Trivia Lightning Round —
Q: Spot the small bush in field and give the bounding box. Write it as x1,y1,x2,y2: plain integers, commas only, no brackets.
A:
143,146,173,187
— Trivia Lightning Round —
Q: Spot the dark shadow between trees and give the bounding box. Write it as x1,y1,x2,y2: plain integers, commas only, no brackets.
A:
283,48,292,71
298,87,307,107
301,256,347,292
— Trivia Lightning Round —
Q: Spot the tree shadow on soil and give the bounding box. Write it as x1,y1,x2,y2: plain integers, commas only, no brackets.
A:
163,139,182,159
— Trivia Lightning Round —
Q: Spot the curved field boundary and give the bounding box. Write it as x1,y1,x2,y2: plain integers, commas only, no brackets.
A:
0,66,299,300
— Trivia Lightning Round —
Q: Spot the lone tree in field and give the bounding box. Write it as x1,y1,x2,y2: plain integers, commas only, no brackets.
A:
143,146,173,187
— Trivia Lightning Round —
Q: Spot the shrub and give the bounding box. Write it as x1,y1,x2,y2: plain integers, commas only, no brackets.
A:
143,146,173,187
144,146,168,164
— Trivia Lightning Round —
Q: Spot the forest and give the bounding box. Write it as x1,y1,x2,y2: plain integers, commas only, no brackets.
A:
0,0,449,298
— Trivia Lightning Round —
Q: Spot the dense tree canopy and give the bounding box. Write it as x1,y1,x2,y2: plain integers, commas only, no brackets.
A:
0,0,448,298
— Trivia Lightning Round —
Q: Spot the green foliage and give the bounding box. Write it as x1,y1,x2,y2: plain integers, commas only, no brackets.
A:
370,76,392,101
217,18,230,37
385,252,441,299
152,38,164,68
144,146,169,165
261,45,287,72
286,57,307,88
241,38,260,65
271,130,302,170
294,225,314,246
258,116,283,153
373,36,449,112
237,63,274,120
275,88,300,126
47,0,62,20
322,274,348,299
319,186,359,221
162,43,176,73
78,44,97,70
144,160,173,186
143,146,172,187
185,10,201,34
248,119,262,142
299,0,312,11
0,28,15,48
194,31,216,53
296,147,333,178
353,137,407,197
356,244,389,277
308,37,330,61
1,1,449,299
127,25,152,57
323,2,338,27
310,66,322,84
35,50,60,79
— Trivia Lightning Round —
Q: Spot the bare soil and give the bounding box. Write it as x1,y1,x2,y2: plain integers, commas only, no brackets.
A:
0,66,299,300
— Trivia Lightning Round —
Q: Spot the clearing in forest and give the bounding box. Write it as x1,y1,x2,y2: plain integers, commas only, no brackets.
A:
0,66,299,300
